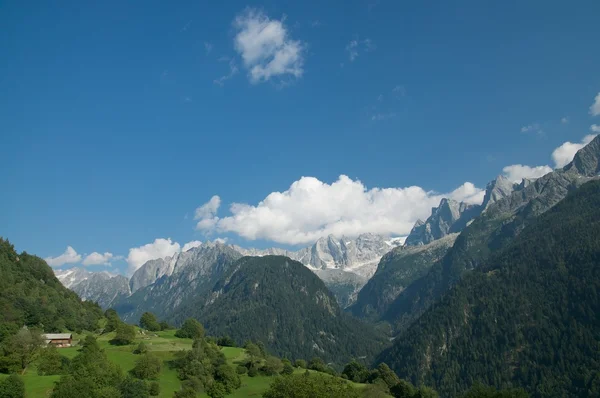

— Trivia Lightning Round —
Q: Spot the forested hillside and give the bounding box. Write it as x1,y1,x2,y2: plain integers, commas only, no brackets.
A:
377,180,600,397
169,256,388,367
0,238,103,342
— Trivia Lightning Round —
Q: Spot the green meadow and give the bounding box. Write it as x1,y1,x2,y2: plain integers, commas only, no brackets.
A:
1,329,377,397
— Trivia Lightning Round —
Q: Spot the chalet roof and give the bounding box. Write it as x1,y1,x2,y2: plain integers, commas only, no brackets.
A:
43,333,72,340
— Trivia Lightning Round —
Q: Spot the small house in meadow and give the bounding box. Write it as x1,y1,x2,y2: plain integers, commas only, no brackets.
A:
43,333,73,347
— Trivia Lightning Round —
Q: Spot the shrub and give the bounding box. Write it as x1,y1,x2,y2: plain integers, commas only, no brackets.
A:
149,381,160,396
175,319,204,339
236,365,248,375
131,353,161,380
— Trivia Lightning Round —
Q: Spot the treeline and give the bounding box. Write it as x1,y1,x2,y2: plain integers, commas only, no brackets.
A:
0,238,104,343
378,180,600,397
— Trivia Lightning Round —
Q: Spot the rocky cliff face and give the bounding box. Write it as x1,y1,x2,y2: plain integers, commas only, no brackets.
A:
54,268,130,309
115,242,243,322
129,253,179,293
405,199,480,246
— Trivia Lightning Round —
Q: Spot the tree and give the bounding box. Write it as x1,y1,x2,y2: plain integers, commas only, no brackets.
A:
37,345,69,375
6,327,44,370
139,312,161,332
244,342,262,362
175,319,205,339
217,336,235,347
149,381,160,396
207,382,227,398
294,359,307,369
159,321,171,331
263,373,361,398
214,364,241,393
104,309,121,333
262,356,284,375
110,323,136,345
0,374,25,398
134,342,148,354
120,376,149,398
281,359,294,375
460,383,529,398
308,357,327,373
370,363,400,390
173,387,197,398
342,360,369,383
131,353,161,380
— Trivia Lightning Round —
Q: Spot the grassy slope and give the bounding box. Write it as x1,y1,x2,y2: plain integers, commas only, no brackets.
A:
7,329,377,397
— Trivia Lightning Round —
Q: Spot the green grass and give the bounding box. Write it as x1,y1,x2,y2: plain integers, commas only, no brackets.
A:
10,330,376,397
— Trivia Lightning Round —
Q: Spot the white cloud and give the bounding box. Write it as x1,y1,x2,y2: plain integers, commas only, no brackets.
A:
346,38,374,62
520,123,544,135
45,246,82,267
82,252,114,266
590,92,600,116
195,195,221,220
392,85,406,96
561,117,569,124
502,164,552,183
591,124,600,133
214,59,239,86
182,240,202,252
204,42,213,55
551,134,598,168
195,175,484,245
233,9,305,84
126,238,181,273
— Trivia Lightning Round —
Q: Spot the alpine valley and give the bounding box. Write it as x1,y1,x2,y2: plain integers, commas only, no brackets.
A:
4,135,600,397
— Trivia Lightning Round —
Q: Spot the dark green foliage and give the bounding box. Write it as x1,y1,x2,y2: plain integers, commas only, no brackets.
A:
131,353,161,379
370,363,400,390
120,376,149,398
214,364,241,392
459,383,529,398
169,256,387,366
378,181,600,397
51,336,123,397
207,381,227,398
37,345,69,375
103,309,121,333
1,327,44,371
133,341,148,354
216,335,235,347
247,366,258,377
342,360,369,383
110,322,136,345
0,374,25,398
170,338,238,395
281,359,294,375
350,235,456,321
173,387,197,398
139,312,161,332
262,356,284,375
308,357,327,372
294,359,307,369
236,365,247,374
0,238,103,340
263,372,361,398
158,321,171,331
149,381,160,396
175,319,205,339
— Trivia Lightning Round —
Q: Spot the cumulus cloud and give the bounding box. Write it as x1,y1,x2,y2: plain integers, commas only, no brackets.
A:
126,238,181,273
45,246,82,267
551,134,598,168
590,92,600,116
182,240,203,252
195,175,484,245
591,124,600,133
233,9,304,84
82,252,114,266
502,164,552,183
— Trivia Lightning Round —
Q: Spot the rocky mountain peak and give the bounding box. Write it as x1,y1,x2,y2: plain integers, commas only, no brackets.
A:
563,134,600,176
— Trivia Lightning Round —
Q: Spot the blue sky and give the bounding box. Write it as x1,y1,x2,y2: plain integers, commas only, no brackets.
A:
2,0,600,274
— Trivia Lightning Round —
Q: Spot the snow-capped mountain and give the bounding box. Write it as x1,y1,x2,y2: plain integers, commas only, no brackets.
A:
54,268,130,309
